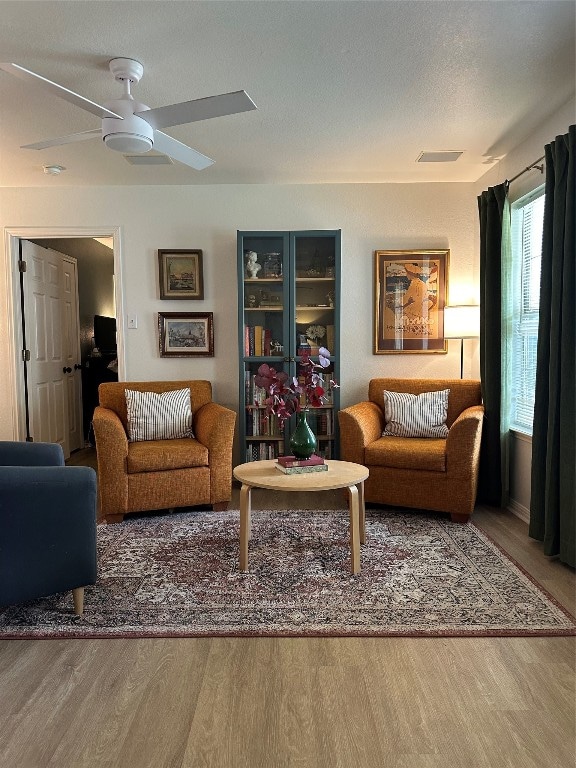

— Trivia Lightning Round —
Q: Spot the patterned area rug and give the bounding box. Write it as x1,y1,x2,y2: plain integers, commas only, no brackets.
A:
1,508,574,638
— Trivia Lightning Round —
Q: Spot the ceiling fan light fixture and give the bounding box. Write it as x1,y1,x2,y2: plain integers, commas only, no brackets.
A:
104,132,153,154
102,110,154,154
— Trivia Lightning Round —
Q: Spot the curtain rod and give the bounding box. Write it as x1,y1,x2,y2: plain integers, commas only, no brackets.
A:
506,155,545,185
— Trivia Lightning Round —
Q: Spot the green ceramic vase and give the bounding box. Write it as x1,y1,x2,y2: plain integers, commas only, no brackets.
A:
289,410,317,459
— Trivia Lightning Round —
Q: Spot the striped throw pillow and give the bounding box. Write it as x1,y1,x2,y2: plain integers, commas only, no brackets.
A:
382,389,450,438
125,388,193,442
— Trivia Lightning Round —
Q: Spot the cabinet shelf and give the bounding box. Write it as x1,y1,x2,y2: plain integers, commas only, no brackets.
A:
247,433,333,441
247,403,334,411
246,436,284,442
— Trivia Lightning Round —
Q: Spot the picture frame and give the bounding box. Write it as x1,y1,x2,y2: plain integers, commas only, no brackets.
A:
262,253,283,279
374,249,449,354
158,312,214,357
158,249,204,300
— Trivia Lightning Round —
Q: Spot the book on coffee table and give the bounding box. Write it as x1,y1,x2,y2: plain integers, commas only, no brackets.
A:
275,463,329,475
277,454,325,468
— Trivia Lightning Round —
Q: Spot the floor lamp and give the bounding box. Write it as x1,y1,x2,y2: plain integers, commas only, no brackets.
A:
444,305,480,379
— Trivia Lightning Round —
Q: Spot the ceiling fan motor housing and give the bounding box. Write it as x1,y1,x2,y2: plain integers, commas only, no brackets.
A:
102,98,153,154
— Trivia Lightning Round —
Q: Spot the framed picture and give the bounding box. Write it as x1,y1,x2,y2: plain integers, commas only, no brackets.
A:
262,253,282,278
158,312,214,357
158,249,204,299
374,249,449,354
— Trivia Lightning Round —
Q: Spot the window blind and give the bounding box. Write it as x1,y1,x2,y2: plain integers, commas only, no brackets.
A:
510,190,545,434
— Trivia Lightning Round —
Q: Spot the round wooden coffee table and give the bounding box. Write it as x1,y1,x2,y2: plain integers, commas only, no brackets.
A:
233,459,369,574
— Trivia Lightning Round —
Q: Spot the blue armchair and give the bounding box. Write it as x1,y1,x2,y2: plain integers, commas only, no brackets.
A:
0,441,97,615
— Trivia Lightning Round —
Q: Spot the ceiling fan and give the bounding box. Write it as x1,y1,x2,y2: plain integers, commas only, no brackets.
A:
0,58,257,170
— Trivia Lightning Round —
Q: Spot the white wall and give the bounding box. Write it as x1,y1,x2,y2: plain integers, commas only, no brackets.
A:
0,181,478,444
474,97,575,518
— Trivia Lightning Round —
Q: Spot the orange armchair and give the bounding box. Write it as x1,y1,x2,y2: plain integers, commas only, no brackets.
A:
93,380,236,524
338,378,484,522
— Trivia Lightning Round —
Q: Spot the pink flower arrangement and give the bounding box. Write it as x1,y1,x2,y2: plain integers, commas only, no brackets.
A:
254,347,339,426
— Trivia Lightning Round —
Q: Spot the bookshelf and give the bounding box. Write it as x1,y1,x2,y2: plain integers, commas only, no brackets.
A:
237,230,341,462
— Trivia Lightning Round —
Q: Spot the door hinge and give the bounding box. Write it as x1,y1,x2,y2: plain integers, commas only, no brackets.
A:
18,259,27,273
22,349,30,362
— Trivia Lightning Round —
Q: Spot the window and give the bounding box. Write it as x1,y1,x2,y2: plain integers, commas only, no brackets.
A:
510,189,545,434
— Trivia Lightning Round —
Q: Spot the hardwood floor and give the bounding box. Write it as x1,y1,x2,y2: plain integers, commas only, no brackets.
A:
65,445,98,471
3,461,574,768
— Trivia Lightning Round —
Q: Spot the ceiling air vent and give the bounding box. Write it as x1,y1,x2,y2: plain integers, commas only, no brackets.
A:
124,154,174,165
417,151,463,163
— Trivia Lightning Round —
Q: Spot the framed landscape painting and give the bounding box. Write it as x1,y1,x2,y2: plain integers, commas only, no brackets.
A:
158,249,204,299
158,312,214,357
374,249,449,354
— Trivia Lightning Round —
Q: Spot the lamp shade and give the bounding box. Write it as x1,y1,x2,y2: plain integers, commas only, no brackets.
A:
444,305,480,339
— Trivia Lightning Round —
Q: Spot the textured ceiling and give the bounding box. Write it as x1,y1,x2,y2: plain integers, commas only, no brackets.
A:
0,0,573,187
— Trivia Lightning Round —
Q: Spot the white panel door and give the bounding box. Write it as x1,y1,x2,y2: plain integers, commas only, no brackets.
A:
21,241,70,457
61,256,83,453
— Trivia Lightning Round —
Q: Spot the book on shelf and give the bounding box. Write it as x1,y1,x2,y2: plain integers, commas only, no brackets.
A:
277,454,325,468
245,372,267,407
244,326,276,358
254,325,263,356
275,463,329,475
263,328,272,356
326,325,335,353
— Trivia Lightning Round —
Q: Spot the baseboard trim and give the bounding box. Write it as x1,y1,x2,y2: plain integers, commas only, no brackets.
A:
508,498,530,524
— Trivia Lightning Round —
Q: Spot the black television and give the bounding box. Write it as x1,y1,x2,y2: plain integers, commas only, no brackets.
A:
94,315,117,354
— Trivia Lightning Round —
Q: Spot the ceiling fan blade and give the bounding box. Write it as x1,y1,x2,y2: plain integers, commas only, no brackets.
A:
137,90,257,130
22,129,102,150
152,131,214,170
0,63,122,119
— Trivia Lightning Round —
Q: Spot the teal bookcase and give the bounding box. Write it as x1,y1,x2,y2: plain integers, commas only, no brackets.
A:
237,230,341,462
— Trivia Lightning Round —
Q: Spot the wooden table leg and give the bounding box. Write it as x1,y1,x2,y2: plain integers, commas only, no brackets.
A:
348,484,361,574
239,483,252,571
358,481,366,545
72,587,84,616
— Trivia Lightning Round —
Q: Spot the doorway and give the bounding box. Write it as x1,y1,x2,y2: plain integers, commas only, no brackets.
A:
26,237,116,455
18,241,84,457
6,226,124,452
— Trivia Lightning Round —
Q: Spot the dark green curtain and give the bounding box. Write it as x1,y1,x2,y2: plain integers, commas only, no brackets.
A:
529,125,575,568
477,183,511,507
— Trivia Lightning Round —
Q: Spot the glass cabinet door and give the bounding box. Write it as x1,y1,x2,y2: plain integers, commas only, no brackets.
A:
240,233,289,360
292,232,338,358
292,232,339,460
238,232,290,462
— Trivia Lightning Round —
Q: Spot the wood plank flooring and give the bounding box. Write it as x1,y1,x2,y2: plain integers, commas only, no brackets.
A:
1,452,573,767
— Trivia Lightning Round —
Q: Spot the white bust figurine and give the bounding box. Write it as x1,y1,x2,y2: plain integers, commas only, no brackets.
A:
245,251,261,278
